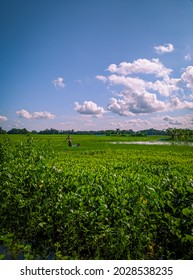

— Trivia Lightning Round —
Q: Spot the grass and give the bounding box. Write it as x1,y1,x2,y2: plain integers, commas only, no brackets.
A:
1,133,190,151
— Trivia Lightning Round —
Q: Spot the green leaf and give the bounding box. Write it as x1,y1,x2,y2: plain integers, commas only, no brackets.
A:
38,222,47,228
187,186,193,193
182,208,193,216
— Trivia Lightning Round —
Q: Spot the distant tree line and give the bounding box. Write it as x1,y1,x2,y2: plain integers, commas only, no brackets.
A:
1,127,193,140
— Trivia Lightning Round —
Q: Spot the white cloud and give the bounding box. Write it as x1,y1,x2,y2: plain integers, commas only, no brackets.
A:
95,51,193,121
107,98,132,116
16,109,32,119
107,90,166,116
166,96,193,111
146,77,180,97
0,115,8,122
169,97,184,110
108,75,145,91
32,111,56,119
154,43,174,54
16,109,55,119
181,66,193,89
52,77,65,89
96,75,107,82
74,101,105,117
103,74,179,97
184,54,192,61
107,58,172,77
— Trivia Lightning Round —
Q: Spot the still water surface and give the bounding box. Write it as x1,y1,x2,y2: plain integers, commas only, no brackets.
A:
110,141,193,146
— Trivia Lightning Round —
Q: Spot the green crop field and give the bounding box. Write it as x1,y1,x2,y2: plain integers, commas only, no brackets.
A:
0,134,193,260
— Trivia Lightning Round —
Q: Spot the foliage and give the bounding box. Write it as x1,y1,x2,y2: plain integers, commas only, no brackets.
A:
7,128,29,134
4,127,189,136
166,128,193,141
0,135,193,259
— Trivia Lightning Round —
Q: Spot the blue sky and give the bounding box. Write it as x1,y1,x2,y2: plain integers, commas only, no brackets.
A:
1,0,193,131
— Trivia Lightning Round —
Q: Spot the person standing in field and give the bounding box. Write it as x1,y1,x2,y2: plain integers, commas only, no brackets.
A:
66,135,72,147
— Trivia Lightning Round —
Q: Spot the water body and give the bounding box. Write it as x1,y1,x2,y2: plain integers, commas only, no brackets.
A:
110,141,193,146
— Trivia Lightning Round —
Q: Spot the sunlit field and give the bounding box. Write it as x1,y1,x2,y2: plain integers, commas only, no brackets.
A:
0,134,193,260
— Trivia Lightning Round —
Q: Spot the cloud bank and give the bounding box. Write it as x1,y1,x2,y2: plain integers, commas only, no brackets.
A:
95,51,193,118
107,58,172,77
16,109,56,119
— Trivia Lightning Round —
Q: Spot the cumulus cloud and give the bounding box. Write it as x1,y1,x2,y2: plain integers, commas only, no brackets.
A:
154,43,174,54
108,75,146,91
74,101,105,117
181,66,193,89
0,115,8,122
107,58,172,77
107,98,132,116
165,96,193,111
99,73,180,97
16,109,55,119
96,49,193,119
146,77,180,97
52,77,65,89
169,97,183,110
16,109,32,119
107,89,166,116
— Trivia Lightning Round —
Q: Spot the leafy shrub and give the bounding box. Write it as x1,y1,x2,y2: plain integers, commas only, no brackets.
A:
0,135,193,259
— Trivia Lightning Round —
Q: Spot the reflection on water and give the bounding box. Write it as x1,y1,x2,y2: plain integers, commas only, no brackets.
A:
110,141,193,146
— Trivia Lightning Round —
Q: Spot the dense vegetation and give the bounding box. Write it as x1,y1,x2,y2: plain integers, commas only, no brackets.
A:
1,126,167,135
0,134,193,259
1,127,193,140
